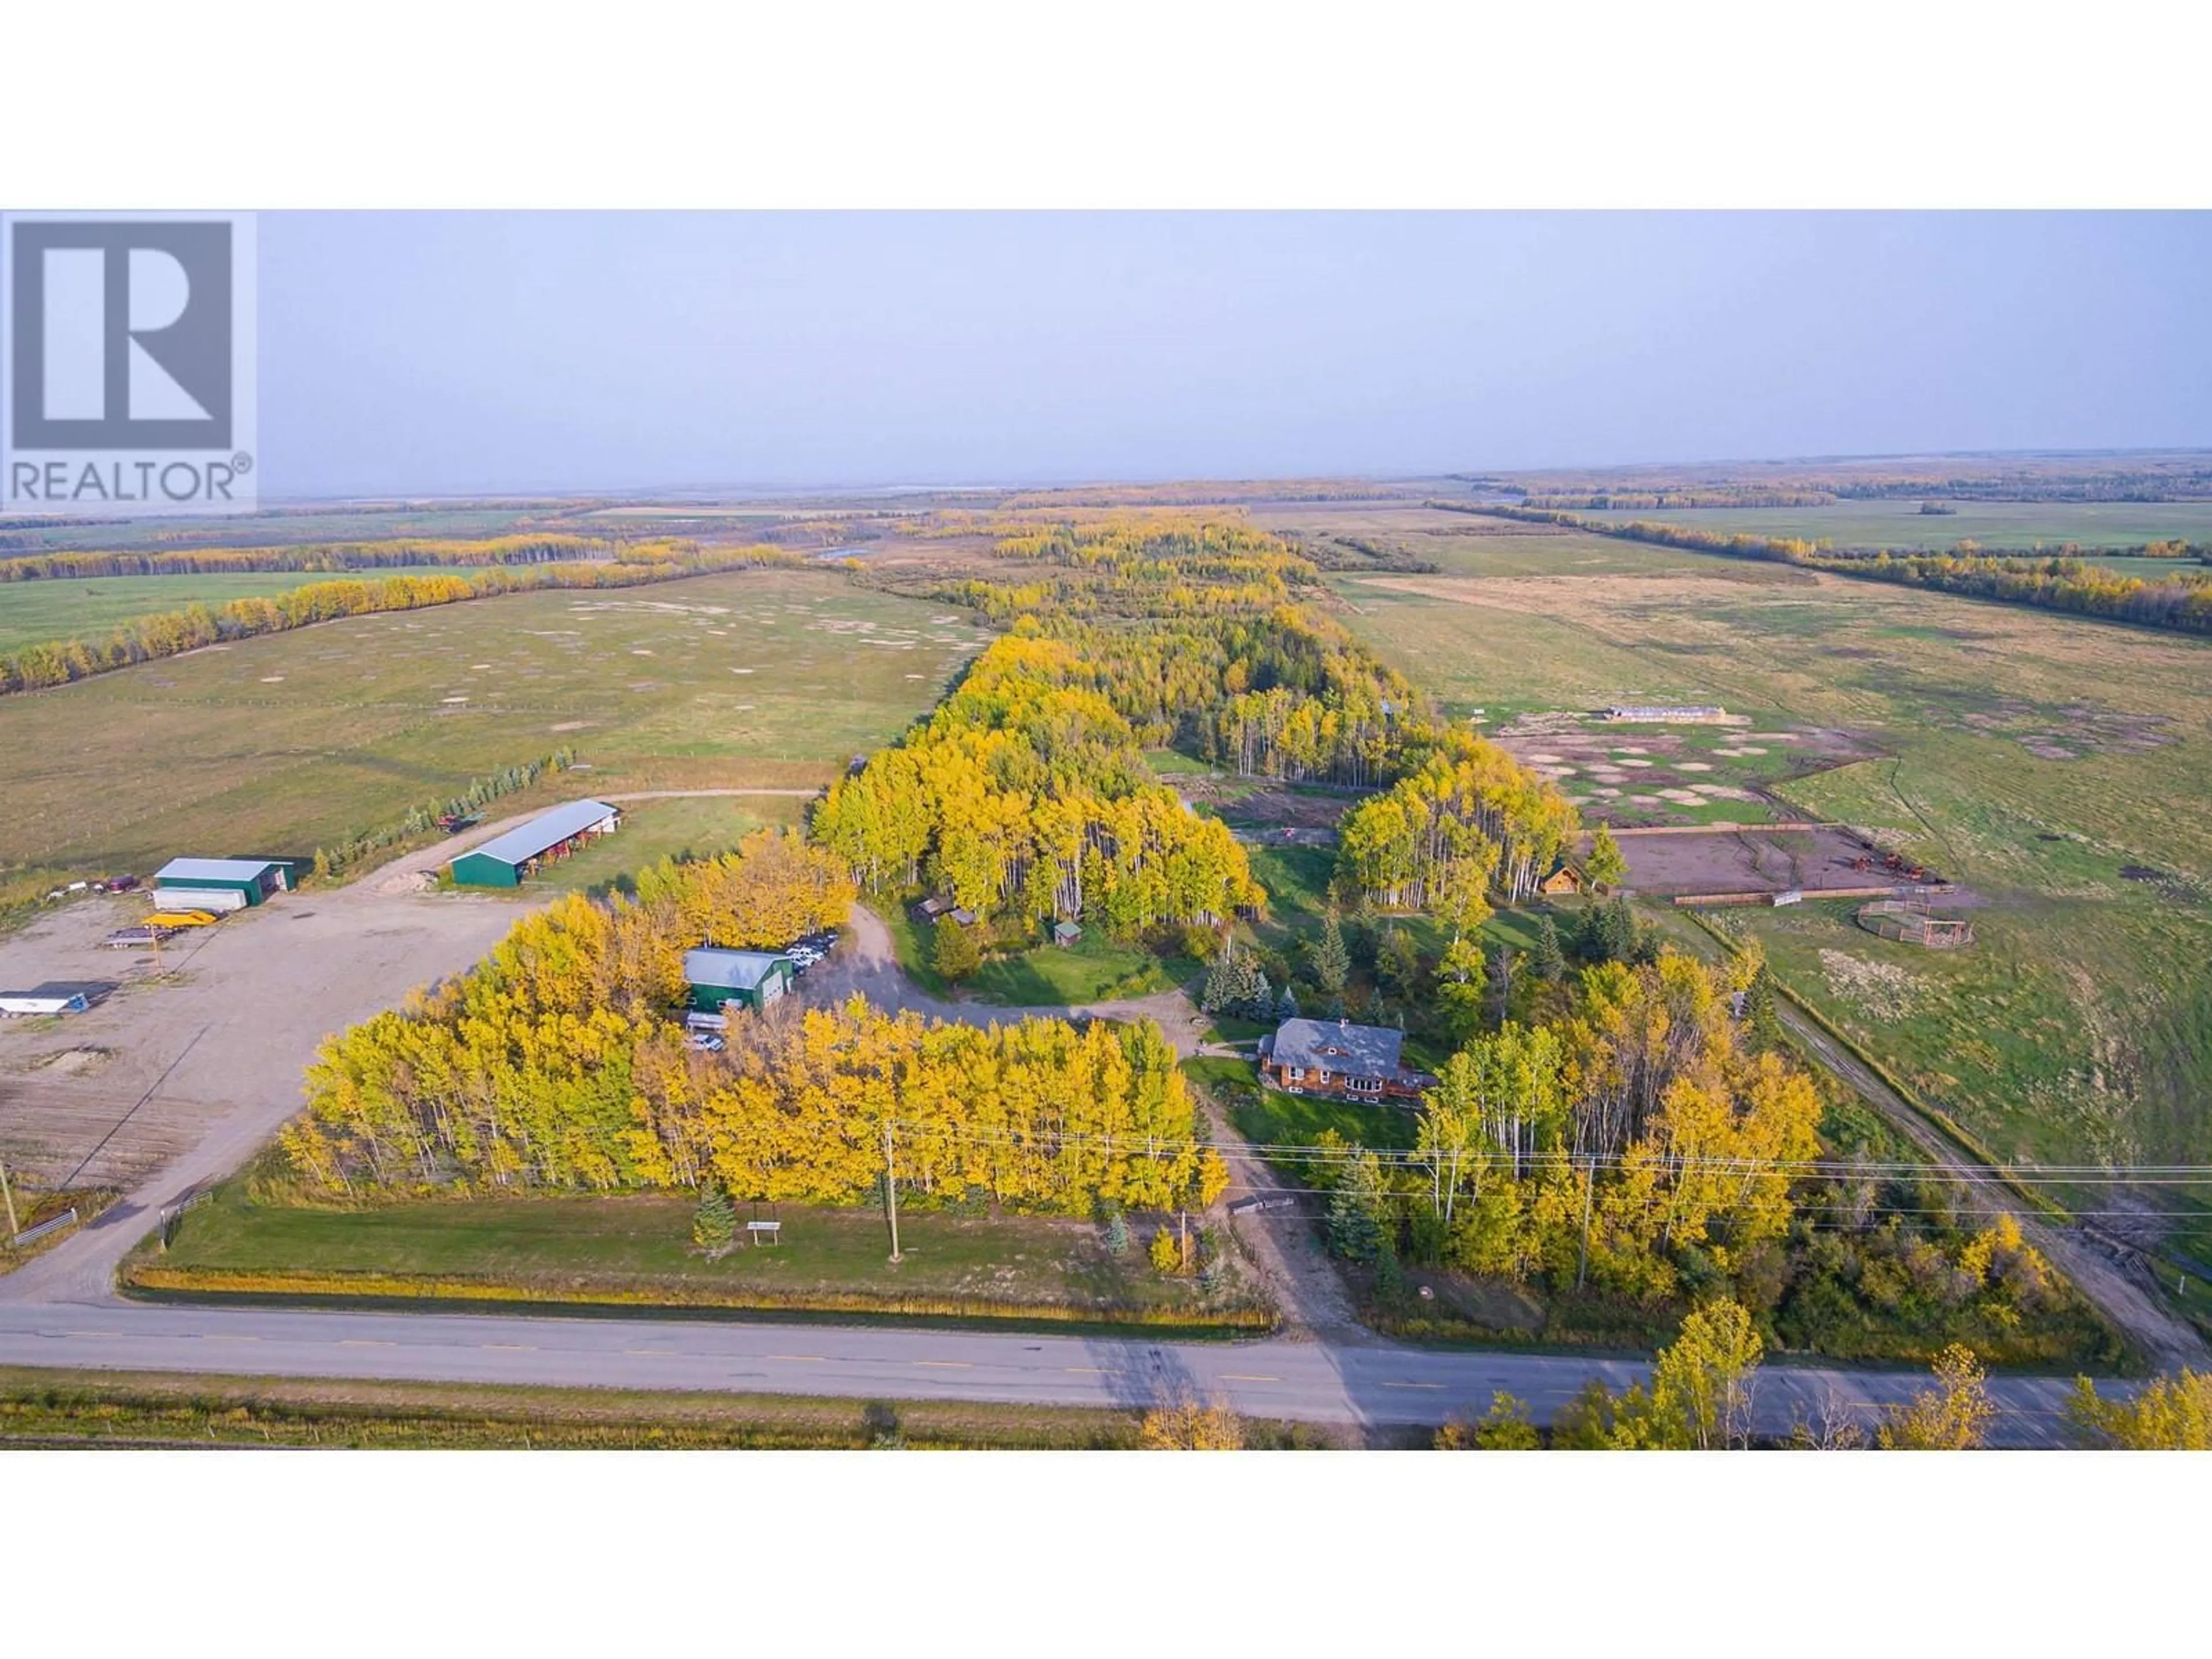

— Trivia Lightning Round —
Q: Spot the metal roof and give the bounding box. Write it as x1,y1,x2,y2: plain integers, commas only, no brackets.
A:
684,948,792,991
1268,1017,1406,1079
154,857,282,884
456,800,619,868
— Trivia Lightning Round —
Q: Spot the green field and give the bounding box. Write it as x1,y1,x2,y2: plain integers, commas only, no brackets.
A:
140,1186,1243,1328
0,567,990,899
1276,507,2212,1264
1580,499,2212,551
0,569,474,655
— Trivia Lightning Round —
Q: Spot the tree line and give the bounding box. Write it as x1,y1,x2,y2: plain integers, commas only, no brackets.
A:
283,827,1225,1213
831,516,1572,938
0,540,802,695
1435,502,2212,635
0,535,610,582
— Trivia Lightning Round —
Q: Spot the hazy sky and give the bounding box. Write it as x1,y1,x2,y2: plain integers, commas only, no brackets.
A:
259,213,2212,497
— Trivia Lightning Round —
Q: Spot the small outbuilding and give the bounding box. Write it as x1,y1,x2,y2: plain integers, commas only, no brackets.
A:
684,948,796,1014
0,986,91,1017
1539,862,1582,896
151,857,291,912
1052,920,1084,946
449,800,620,888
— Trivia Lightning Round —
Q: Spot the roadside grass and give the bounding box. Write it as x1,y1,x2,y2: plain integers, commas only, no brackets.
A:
131,1186,1267,1332
1298,519,2212,1260
0,567,990,905
0,569,461,655
0,1368,1346,1449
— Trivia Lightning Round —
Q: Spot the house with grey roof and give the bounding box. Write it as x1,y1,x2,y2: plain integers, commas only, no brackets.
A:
1257,1017,1433,1103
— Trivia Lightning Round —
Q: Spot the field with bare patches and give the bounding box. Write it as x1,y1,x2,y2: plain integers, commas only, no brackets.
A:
0,567,991,906
1267,506,2212,1265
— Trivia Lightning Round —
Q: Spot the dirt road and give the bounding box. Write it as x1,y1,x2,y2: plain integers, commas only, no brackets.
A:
803,904,1213,1054
1775,1001,2208,1369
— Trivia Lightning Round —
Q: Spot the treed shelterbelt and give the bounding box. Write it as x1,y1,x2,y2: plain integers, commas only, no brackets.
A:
819,517,1576,930
285,829,1227,1212
0,539,802,694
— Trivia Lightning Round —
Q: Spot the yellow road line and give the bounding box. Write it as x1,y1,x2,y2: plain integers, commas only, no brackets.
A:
768,1354,825,1363
1382,1380,1445,1390
913,1360,972,1369
1219,1373,1281,1383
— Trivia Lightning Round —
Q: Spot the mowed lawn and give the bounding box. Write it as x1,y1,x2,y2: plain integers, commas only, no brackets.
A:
0,569,465,654
0,568,991,892
153,1187,1219,1320
1282,506,2212,1257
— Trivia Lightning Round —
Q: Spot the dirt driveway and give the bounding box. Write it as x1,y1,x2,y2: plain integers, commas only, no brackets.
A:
801,904,1214,1056
0,819,562,1303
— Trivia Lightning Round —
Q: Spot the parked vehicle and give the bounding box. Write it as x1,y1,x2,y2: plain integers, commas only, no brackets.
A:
685,1031,726,1052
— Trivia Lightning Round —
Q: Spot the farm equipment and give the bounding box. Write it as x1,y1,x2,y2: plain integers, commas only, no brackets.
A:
145,910,219,929
104,925,178,948
437,813,478,835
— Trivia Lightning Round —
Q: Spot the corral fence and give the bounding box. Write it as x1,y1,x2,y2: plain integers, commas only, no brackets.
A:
1672,882,1956,908
1857,898,1975,949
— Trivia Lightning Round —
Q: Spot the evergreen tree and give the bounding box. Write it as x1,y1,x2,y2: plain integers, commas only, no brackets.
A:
692,1183,737,1252
1104,1210,1131,1255
1309,910,1350,998
1275,983,1300,1022
1534,913,1566,982
1327,1148,1388,1264
931,914,982,982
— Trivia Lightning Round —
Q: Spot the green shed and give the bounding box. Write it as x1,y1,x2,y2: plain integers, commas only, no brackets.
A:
151,857,290,911
449,800,620,888
684,948,796,1013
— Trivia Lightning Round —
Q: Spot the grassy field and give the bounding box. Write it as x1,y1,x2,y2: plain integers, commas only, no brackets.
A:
0,569,465,654
1579,499,2212,551
0,567,990,900
136,1186,1257,1330
1273,506,2212,1265
884,907,1194,1004
1184,1056,1418,1154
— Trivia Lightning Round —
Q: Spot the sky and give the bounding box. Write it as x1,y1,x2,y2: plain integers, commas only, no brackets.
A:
257,212,2212,497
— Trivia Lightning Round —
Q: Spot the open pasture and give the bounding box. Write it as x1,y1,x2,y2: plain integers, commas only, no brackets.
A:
0,569,464,656
1580,498,2212,551
1293,517,2212,1256
0,567,990,898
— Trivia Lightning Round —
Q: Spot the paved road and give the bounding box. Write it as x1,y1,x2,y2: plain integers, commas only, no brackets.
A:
0,1298,2087,1446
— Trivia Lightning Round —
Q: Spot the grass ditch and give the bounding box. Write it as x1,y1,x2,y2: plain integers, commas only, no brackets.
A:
0,1367,1346,1449
125,1188,1276,1338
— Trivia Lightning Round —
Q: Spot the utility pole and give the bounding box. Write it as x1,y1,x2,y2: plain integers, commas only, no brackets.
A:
0,1152,17,1237
1574,1159,1594,1293
883,1122,902,1263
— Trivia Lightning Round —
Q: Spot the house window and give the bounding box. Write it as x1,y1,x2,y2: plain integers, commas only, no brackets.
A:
1285,1066,1304,1081
1350,1076,1380,1093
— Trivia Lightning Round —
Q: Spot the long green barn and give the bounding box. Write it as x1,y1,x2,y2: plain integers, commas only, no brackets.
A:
449,800,621,888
